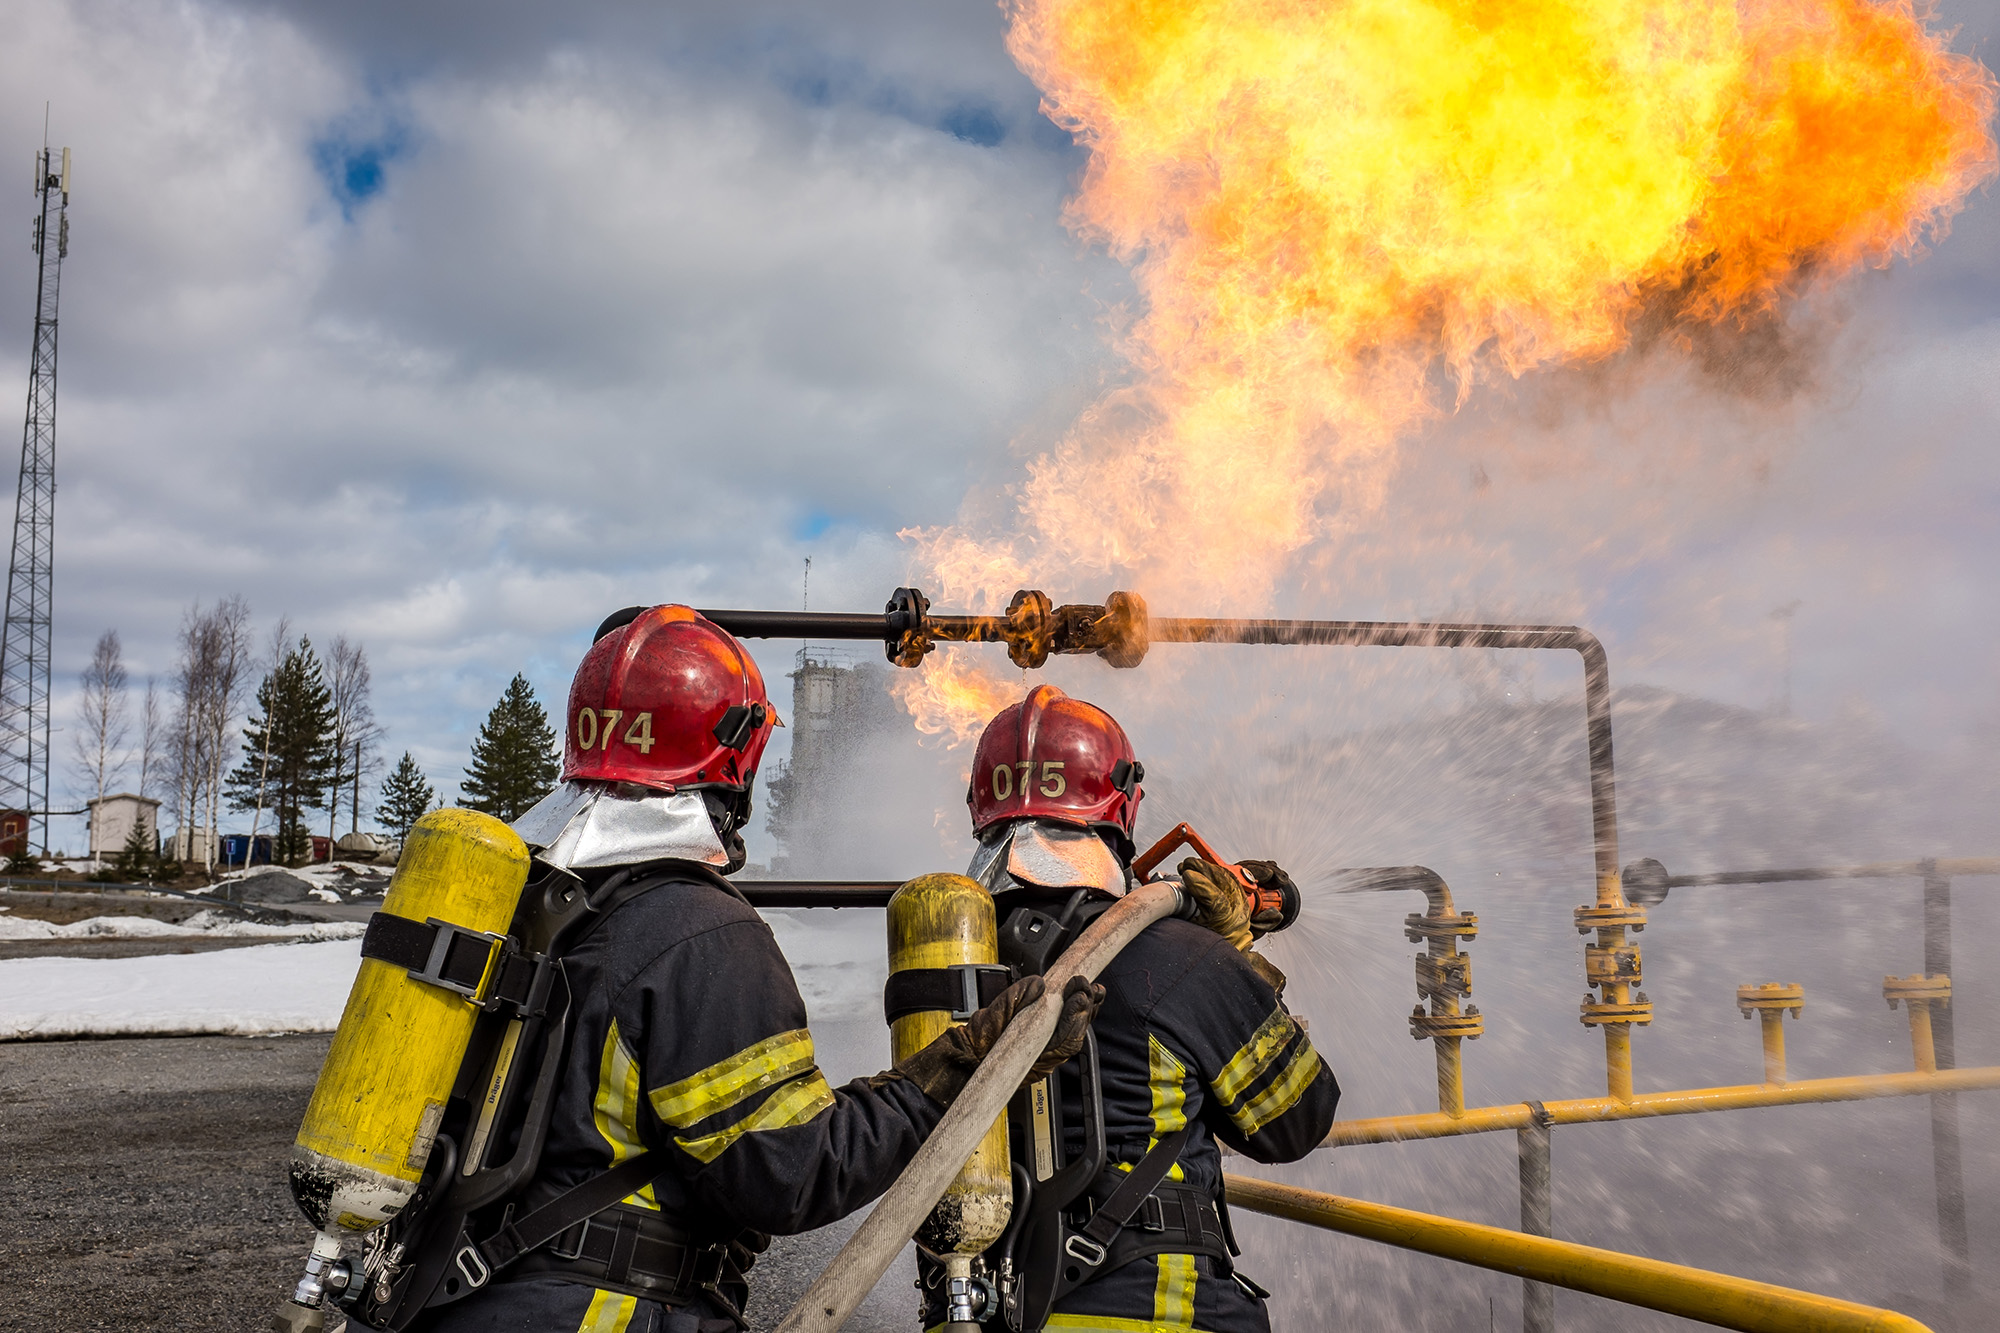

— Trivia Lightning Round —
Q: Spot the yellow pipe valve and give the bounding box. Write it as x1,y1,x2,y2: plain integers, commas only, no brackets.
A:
1409,1008,1484,1041
1587,945,1642,988
1573,904,1646,935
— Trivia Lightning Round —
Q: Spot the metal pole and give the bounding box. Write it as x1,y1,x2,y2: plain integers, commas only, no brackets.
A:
1518,1105,1554,1333
1920,867,1968,1298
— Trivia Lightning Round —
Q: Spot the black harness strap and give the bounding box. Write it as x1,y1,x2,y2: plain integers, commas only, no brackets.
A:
883,964,1012,1022
470,1150,664,1273
1060,1125,1191,1269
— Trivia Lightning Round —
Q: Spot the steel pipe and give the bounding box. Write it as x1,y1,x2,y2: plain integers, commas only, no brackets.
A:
1223,1175,1931,1333
1320,1067,2000,1148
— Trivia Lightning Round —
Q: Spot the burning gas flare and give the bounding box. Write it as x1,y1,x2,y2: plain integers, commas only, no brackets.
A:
889,650,1027,747
897,0,1996,741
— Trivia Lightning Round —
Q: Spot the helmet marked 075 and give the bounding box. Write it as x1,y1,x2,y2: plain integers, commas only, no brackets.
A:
564,605,777,791
967,684,1143,842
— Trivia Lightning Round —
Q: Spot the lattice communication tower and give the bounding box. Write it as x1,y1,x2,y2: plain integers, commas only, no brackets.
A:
0,145,70,853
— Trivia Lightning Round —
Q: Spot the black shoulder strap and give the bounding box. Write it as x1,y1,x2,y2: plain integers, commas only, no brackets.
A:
471,1150,663,1274
1068,1125,1192,1260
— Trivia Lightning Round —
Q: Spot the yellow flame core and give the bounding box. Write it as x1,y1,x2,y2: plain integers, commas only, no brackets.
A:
889,653,1025,748
902,0,1995,739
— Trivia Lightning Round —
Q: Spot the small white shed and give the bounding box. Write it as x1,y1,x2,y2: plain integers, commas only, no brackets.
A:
86,792,161,861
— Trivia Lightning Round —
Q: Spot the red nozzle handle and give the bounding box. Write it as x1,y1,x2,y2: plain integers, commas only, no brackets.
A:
1133,822,1298,931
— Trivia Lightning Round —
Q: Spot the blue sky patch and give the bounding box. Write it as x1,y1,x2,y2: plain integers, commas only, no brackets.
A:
312,124,407,220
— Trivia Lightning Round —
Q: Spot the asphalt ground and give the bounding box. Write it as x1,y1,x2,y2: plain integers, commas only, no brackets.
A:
0,1035,915,1331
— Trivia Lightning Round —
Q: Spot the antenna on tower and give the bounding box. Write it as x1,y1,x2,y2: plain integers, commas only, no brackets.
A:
0,136,70,853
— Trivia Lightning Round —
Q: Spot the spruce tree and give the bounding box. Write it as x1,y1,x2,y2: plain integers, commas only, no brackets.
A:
227,638,337,865
460,674,559,821
377,751,437,843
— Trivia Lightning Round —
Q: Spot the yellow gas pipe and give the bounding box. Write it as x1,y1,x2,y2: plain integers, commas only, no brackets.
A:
1884,975,1950,1074
1223,1175,1931,1333
1402,871,1480,1117
1736,983,1805,1084
1319,1066,2000,1147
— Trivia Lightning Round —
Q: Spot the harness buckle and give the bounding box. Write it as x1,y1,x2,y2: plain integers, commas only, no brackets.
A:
1063,1233,1108,1267
453,1245,492,1290
414,919,506,1000
1133,1194,1167,1233
949,963,1013,1019
547,1218,592,1262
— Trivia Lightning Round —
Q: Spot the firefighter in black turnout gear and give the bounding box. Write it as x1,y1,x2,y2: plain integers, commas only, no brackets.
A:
933,685,1339,1333
386,608,1100,1333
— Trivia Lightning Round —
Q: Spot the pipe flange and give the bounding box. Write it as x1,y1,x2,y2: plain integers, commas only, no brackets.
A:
1574,904,1647,935
1409,1006,1484,1041
1736,981,1804,1019
1005,589,1053,669
885,587,933,668
1883,973,1951,1010
1096,590,1150,668
1580,995,1653,1027
1404,911,1478,943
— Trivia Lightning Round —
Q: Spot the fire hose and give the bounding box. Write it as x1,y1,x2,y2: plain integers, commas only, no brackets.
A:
771,878,1186,1333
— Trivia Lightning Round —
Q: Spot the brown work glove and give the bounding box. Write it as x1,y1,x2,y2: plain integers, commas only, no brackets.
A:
891,974,1106,1108
1179,858,1253,952
1237,860,1296,938
1180,857,1288,996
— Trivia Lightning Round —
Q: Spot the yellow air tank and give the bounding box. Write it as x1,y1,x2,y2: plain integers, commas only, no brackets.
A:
288,808,531,1239
887,873,1013,1257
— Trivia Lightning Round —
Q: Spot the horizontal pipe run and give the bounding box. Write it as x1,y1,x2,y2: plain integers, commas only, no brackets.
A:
735,881,899,908
1660,860,1999,887
1321,1067,2000,1148
1223,1175,1930,1333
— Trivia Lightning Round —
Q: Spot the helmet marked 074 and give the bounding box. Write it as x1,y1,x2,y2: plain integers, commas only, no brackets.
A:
564,605,777,791
967,684,1143,842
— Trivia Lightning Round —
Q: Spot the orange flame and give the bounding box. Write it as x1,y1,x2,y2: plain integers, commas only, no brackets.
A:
888,652,1025,747
901,0,1995,737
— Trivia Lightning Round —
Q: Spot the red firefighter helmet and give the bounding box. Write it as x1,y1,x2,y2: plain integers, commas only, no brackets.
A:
967,684,1143,842
564,605,777,791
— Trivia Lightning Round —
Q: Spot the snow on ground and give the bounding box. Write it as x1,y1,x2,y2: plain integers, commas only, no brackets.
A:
0,909,365,942
0,939,365,1039
0,906,885,1038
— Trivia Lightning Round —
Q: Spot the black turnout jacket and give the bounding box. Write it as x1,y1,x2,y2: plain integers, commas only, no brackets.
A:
928,914,1339,1333
420,864,942,1332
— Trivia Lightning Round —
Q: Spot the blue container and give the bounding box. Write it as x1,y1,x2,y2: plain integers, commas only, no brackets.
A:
220,833,274,868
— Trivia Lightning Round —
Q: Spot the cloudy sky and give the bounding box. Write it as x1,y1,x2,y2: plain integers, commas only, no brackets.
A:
0,0,1994,852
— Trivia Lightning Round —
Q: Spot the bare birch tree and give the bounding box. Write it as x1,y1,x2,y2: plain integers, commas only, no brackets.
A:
73,630,130,861
137,680,163,806
325,637,380,843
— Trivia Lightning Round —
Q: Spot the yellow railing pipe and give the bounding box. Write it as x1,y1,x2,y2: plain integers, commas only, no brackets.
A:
1224,1175,1931,1333
1320,1066,2000,1147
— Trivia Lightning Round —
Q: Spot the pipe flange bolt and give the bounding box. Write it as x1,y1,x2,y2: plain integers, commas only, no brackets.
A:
1883,974,1951,1010
1574,904,1646,935
1404,911,1478,943
1580,995,1653,1027
1409,1007,1484,1041
1736,981,1804,1019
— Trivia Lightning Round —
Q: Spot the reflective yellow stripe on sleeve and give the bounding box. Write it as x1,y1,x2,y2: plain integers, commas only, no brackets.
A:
1230,1042,1322,1137
673,1069,835,1164
592,1020,658,1210
1146,1035,1189,1183
649,1028,817,1129
1213,1005,1295,1105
